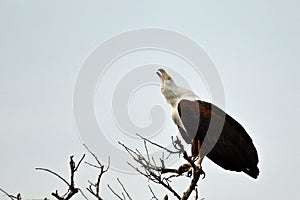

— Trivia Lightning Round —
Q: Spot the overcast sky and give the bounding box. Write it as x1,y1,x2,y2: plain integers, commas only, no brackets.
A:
0,0,299,199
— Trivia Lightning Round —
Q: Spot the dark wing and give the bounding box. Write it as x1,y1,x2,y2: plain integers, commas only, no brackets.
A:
177,99,259,179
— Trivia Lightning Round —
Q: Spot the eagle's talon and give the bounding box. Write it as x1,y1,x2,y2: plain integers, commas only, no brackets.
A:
200,167,206,179
185,165,205,178
187,169,193,177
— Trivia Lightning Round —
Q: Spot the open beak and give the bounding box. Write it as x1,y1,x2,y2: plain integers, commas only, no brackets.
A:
156,69,170,80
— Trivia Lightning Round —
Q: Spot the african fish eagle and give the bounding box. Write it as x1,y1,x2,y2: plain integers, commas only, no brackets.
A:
156,69,259,179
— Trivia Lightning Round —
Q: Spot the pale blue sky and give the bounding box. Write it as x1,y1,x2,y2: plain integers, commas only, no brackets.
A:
0,0,299,199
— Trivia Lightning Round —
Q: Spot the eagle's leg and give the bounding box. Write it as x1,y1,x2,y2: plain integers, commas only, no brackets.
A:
186,139,205,178
191,139,199,160
196,157,206,179
177,139,206,178
196,140,206,178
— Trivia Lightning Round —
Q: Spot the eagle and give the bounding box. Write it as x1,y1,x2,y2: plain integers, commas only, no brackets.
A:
156,69,259,179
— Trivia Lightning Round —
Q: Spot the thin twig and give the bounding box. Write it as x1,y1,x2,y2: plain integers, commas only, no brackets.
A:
75,154,86,171
107,184,123,200
84,144,110,200
35,168,71,187
148,185,158,200
0,188,21,200
136,134,179,155
117,178,132,200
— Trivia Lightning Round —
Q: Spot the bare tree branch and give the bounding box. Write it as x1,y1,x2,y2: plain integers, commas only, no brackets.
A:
107,184,123,200
35,168,71,188
0,188,21,200
148,185,158,200
36,154,86,200
119,135,204,200
74,154,86,171
137,134,180,158
2,136,206,200
119,139,181,199
107,178,132,200
84,144,110,200
117,178,132,200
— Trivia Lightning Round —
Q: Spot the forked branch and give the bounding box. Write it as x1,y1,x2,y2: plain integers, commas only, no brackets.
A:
84,144,110,200
36,154,86,200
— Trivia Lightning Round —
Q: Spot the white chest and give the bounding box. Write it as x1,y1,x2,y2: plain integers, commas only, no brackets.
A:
171,105,186,131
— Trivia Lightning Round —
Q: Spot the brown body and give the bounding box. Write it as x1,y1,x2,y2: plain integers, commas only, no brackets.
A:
177,100,259,179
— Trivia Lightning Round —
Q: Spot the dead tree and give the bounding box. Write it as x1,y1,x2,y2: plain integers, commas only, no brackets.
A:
2,136,205,200
119,134,205,200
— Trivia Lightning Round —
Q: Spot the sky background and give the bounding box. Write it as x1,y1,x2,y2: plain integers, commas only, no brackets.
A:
0,0,299,199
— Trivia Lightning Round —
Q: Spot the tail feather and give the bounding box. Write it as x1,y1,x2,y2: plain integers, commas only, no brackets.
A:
244,166,259,179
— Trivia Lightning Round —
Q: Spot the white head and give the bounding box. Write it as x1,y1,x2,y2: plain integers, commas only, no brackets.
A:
156,69,200,107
